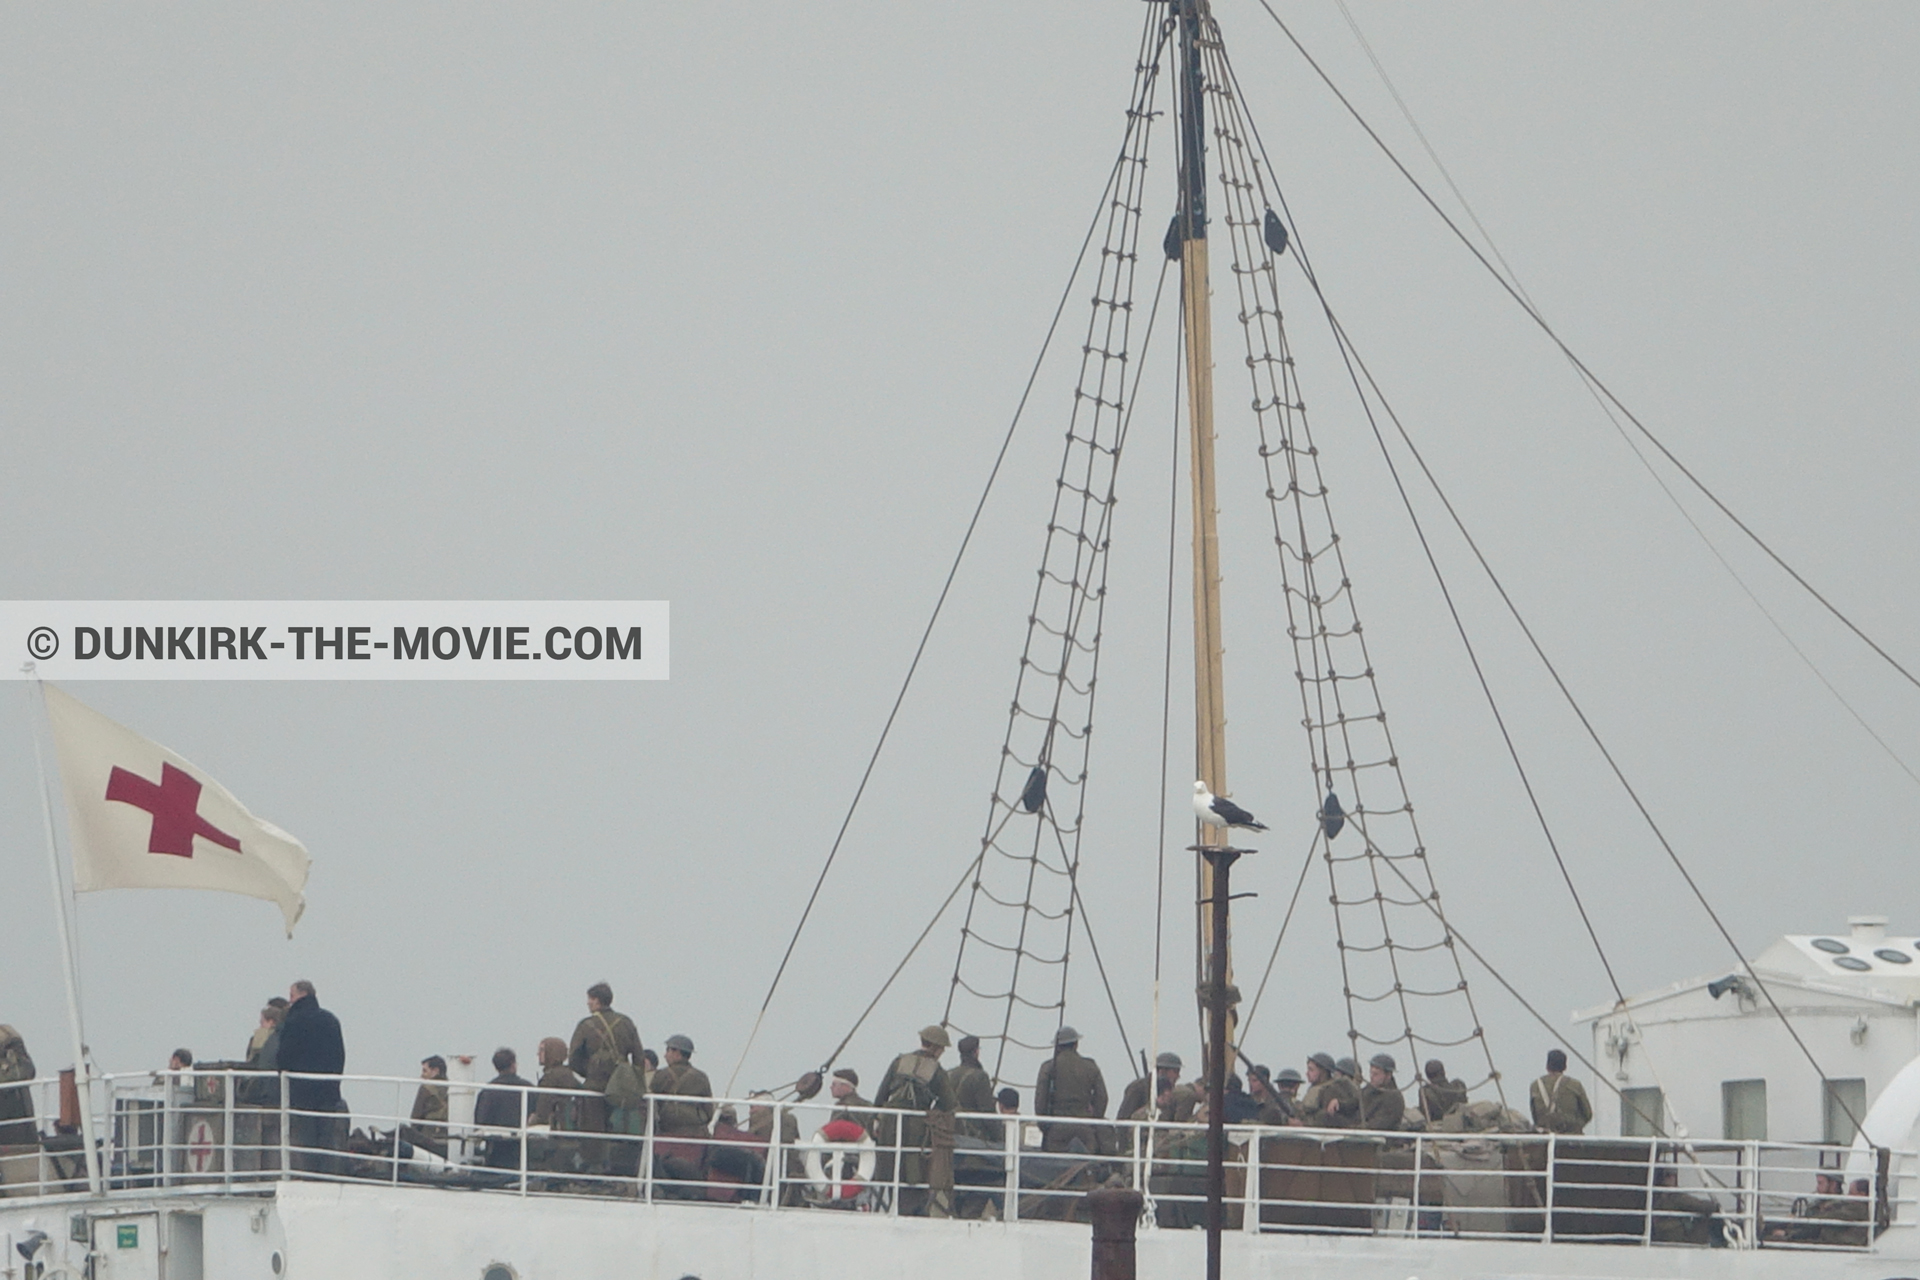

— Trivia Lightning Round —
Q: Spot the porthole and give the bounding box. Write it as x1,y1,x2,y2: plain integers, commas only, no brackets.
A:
1811,938,1849,954
482,1266,518,1280
1875,948,1912,965
271,1251,284,1276
1833,956,1871,972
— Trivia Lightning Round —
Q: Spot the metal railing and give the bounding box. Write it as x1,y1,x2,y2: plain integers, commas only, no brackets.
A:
0,1071,1910,1253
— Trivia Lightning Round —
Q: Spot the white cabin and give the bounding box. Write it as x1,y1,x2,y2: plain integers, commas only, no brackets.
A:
1578,916,1920,1147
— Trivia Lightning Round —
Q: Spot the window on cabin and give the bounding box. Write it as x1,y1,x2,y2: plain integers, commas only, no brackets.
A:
1823,1078,1866,1145
1722,1078,1766,1141
1621,1086,1663,1137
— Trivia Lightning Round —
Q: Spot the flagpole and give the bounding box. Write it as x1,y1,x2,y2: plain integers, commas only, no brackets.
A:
24,667,105,1196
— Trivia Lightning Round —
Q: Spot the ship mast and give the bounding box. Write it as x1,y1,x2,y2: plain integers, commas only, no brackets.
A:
1175,0,1234,1041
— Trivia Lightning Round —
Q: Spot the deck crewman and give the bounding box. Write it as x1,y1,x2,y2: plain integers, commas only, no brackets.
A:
1529,1049,1593,1135
1360,1054,1405,1131
474,1048,533,1170
1033,1026,1109,1154
278,980,346,1171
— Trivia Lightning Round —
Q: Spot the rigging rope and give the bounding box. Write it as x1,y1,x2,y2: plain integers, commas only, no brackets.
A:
723,109,1147,1098
1195,15,1502,1103
946,9,1172,1088
1254,0,1920,705
1218,24,1864,1128
1213,34,1630,1010
1332,0,1920,799
1234,829,1318,1044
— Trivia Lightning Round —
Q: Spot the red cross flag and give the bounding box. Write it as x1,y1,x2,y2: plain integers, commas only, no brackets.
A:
43,685,310,934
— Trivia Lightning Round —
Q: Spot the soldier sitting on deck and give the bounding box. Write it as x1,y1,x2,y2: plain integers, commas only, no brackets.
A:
1419,1058,1468,1125
1292,1052,1361,1128
1529,1049,1592,1135
404,1056,451,1159
1360,1054,1405,1131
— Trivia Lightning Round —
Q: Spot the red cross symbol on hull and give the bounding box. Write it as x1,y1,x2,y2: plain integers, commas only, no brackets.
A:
105,763,242,858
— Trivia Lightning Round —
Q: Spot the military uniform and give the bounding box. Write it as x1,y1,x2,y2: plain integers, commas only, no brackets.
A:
947,1058,1001,1144
1255,1097,1293,1126
830,1089,874,1134
1298,1075,1363,1128
1419,1076,1468,1124
532,1062,585,1129
0,1027,35,1147
568,1008,645,1138
871,1046,955,1206
1529,1071,1593,1134
748,1104,804,1203
530,1060,585,1176
1034,1046,1109,1154
1360,1081,1405,1131
405,1080,450,1158
1117,1075,1156,1122
649,1059,715,1138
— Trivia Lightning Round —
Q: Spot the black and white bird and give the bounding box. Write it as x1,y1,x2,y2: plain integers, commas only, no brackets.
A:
1193,780,1269,832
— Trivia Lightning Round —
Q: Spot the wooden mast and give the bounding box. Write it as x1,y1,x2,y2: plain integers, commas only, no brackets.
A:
1175,0,1235,1053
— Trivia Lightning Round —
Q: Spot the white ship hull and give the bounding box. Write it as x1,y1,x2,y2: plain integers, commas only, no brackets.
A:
5,1179,1913,1280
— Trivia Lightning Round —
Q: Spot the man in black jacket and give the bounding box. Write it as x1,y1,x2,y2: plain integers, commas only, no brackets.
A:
277,980,345,1171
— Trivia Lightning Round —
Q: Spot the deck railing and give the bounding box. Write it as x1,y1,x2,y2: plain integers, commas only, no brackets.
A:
0,1070,1910,1253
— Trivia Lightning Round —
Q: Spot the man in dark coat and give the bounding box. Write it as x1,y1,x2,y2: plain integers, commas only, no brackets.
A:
277,980,345,1169
474,1047,533,1170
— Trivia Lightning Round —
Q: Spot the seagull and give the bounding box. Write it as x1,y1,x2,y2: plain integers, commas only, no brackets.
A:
1193,780,1268,832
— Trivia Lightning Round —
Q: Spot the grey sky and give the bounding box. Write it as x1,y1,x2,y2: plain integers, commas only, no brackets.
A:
2,2,1915,1129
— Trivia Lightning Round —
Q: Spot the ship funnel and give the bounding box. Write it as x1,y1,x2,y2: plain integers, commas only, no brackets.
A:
1848,915,1889,943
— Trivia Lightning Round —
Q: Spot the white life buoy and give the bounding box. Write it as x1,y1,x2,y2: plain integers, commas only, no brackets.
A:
802,1119,877,1201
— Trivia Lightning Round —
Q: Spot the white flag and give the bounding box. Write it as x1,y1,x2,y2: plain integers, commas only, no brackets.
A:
43,684,310,934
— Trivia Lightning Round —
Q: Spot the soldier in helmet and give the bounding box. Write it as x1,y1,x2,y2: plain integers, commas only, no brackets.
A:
1292,1052,1361,1128
871,1025,957,1215
1273,1066,1305,1112
1034,1026,1109,1154
1119,1050,1197,1123
650,1033,714,1192
1360,1053,1406,1131
1246,1065,1292,1125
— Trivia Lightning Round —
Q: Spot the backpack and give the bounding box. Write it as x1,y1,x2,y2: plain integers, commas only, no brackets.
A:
881,1054,938,1112
596,1015,648,1111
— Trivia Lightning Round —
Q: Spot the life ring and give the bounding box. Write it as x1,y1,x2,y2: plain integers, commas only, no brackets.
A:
802,1119,876,1201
